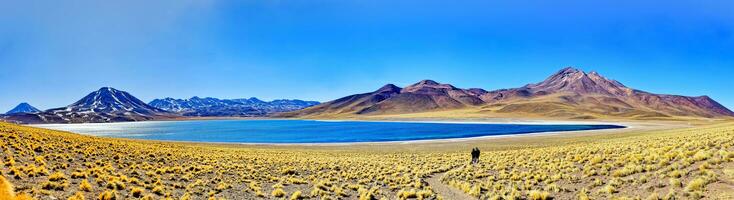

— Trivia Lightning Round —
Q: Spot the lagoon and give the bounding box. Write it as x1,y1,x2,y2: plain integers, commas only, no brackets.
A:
34,119,624,143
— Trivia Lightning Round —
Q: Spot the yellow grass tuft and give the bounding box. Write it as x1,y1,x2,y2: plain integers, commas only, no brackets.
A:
271,188,286,198
599,184,616,194
98,190,116,200
578,189,590,200
49,172,66,181
289,190,303,200
67,192,85,200
527,190,550,200
131,187,144,198
684,177,708,192
151,186,164,195
669,178,682,188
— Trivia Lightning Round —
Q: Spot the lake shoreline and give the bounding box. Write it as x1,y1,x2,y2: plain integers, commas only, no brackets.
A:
28,117,652,146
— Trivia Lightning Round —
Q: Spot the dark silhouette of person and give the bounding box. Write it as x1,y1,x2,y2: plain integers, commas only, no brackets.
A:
470,147,480,164
470,148,476,164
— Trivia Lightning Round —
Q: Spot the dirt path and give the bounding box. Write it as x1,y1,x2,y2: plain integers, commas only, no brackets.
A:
425,171,476,200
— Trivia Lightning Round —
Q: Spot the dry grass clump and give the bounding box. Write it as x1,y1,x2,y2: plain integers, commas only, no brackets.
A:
130,187,144,198
67,192,84,200
684,177,708,192
271,187,286,197
151,185,164,195
98,190,116,200
1,121,733,199
527,190,550,200
289,190,303,200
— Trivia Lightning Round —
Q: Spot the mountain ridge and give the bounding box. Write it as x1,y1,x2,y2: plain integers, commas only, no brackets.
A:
148,97,319,117
281,67,734,119
2,67,731,123
0,87,320,124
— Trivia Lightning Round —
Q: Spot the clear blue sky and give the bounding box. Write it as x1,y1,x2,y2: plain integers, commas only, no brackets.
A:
1,0,733,111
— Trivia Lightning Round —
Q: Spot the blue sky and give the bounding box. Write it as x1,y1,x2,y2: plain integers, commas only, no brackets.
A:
1,0,733,111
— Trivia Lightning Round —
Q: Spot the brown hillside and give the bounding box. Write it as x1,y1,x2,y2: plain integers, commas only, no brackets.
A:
281,67,734,120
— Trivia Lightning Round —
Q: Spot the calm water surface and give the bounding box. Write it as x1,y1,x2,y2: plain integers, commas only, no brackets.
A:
34,120,624,143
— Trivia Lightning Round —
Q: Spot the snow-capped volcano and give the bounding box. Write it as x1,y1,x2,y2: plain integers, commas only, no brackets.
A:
5,103,41,114
3,87,174,124
67,87,165,114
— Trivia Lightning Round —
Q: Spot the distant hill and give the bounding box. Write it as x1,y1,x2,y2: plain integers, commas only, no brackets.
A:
149,97,319,117
5,103,41,114
2,87,175,124
281,67,734,120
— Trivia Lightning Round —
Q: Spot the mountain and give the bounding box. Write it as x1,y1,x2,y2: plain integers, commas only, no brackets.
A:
149,97,319,117
5,103,41,114
481,67,734,119
2,87,174,124
282,67,734,120
279,80,492,117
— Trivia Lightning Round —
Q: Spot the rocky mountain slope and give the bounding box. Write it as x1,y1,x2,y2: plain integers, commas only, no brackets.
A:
5,103,41,114
2,87,174,123
148,97,318,117
282,67,734,119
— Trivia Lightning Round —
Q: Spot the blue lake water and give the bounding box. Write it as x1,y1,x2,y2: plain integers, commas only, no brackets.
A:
34,119,624,143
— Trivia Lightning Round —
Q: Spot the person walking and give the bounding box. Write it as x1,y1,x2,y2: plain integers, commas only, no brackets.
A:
470,147,481,164
470,148,476,164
